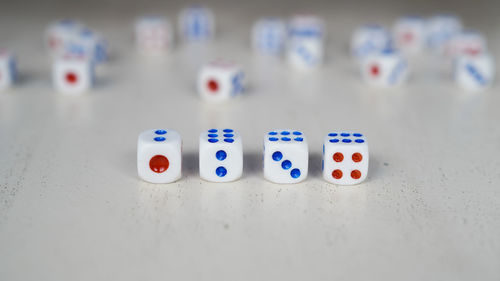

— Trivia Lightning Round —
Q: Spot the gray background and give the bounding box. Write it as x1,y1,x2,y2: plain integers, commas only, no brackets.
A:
1,0,499,280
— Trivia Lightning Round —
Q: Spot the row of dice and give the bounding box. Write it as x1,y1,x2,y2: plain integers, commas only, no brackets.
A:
252,15,325,70
138,129,369,186
135,5,215,54
353,14,495,90
45,19,108,64
352,14,484,59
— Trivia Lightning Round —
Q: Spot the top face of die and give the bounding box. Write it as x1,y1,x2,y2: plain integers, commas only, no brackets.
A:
138,129,181,146
200,128,241,144
324,132,367,146
265,130,306,144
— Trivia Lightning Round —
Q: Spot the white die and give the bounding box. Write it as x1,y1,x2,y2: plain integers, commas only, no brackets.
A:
426,14,462,54
45,19,85,57
454,53,495,91
351,24,391,61
263,130,308,184
322,132,369,185
52,56,94,95
287,15,324,69
393,16,426,54
0,50,16,90
446,31,487,58
178,5,215,41
360,49,409,87
135,16,173,54
199,129,243,182
137,129,182,184
67,28,108,64
197,60,245,102
252,18,287,55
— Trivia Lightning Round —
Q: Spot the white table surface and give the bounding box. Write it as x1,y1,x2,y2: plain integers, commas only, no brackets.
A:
1,0,500,280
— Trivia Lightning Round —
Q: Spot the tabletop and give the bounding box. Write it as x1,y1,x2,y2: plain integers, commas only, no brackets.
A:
1,0,499,280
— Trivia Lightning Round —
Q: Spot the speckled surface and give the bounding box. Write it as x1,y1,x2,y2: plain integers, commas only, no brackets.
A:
0,0,499,280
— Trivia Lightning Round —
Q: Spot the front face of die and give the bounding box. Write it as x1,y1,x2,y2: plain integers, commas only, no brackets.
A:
287,38,323,69
53,59,93,94
46,20,84,54
454,54,494,91
394,18,425,52
135,17,172,52
323,132,369,185
361,52,409,86
179,6,214,40
426,15,462,52
137,129,182,183
263,130,308,184
199,129,242,182
252,19,286,55
351,25,390,59
198,62,244,102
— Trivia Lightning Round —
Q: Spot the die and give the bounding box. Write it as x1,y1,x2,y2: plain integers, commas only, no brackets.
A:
66,28,108,64
426,14,462,54
45,19,85,57
287,15,325,69
52,55,94,94
199,129,243,182
263,130,308,184
137,129,182,183
351,24,392,61
360,49,409,87
446,30,487,57
135,16,173,54
178,5,215,41
252,18,287,55
45,20,107,64
197,60,245,102
393,16,426,54
454,53,495,91
322,132,369,185
0,50,16,90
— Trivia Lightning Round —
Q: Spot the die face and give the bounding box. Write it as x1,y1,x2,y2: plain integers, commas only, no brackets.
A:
70,29,108,63
178,5,215,41
0,53,16,89
454,53,495,91
65,29,108,64
287,15,324,69
45,20,106,64
197,61,244,102
361,50,409,87
45,19,85,55
351,25,391,60
322,132,369,185
393,16,426,53
446,31,486,58
252,18,287,55
426,14,462,53
199,129,243,182
137,129,182,183
287,38,323,69
53,58,94,94
263,130,308,184
135,16,173,53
